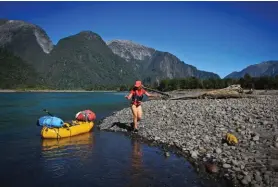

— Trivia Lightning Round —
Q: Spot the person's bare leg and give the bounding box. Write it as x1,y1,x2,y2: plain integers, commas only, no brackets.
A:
131,105,138,130
134,105,143,131
137,105,143,122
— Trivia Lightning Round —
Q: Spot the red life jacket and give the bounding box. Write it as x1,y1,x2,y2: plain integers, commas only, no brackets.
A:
130,89,146,106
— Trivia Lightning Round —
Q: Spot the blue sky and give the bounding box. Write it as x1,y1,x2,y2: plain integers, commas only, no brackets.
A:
1,1,278,78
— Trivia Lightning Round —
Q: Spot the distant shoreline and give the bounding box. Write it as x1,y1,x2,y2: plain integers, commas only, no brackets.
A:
0,89,119,93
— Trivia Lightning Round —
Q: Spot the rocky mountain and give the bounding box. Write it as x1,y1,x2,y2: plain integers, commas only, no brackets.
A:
42,31,138,89
0,19,53,71
0,19,139,89
0,18,220,90
107,40,220,84
225,60,278,79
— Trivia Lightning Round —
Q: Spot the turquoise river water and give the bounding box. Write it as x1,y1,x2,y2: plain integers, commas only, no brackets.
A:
0,92,229,187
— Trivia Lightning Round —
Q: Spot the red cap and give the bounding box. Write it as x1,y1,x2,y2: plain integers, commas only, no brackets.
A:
134,80,142,87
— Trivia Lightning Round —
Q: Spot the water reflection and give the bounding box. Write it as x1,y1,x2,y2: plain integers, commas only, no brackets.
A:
131,138,143,171
41,132,94,151
41,132,95,178
129,138,144,187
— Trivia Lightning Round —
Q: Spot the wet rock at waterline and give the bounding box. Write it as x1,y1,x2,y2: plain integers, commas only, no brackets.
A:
205,162,219,174
98,95,278,187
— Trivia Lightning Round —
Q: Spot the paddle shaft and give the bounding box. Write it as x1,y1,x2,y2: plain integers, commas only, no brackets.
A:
142,86,171,97
43,109,54,116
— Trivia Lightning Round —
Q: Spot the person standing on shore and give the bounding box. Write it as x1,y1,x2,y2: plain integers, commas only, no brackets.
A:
125,80,157,132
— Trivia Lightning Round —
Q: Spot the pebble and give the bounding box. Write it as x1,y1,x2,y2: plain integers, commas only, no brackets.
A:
205,163,219,173
237,174,244,180
154,136,160,141
241,178,249,185
164,152,170,157
264,174,270,184
98,94,278,187
233,167,241,172
223,164,231,169
215,148,222,154
244,175,252,182
204,135,210,142
253,135,260,141
191,151,198,159
232,160,238,166
199,148,206,154
255,174,262,182
263,121,268,125
252,184,260,187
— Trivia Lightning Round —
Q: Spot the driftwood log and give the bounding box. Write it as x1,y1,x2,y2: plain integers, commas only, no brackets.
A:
147,85,255,101
168,85,255,100
199,89,243,99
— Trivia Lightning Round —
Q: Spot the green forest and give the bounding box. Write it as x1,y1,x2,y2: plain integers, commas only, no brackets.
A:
154,74,278,91
98,74,278,92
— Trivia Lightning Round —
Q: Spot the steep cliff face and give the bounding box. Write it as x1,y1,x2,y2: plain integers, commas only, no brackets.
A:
107,40,220,84
107,40,155,61
142,51,220,84
0,19,54,70
225,61,278,78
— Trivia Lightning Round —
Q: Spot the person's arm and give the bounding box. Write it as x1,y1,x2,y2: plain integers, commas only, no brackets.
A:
125,91,133,100
144,91,152,97
144,90,159,97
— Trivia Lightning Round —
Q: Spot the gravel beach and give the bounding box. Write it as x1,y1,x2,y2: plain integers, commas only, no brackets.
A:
98,92,278,187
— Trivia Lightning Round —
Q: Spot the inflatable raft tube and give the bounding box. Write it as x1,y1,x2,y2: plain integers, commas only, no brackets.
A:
41,120,94,139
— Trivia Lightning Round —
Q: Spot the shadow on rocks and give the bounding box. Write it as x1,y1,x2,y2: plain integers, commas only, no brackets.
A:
111,122,133,131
